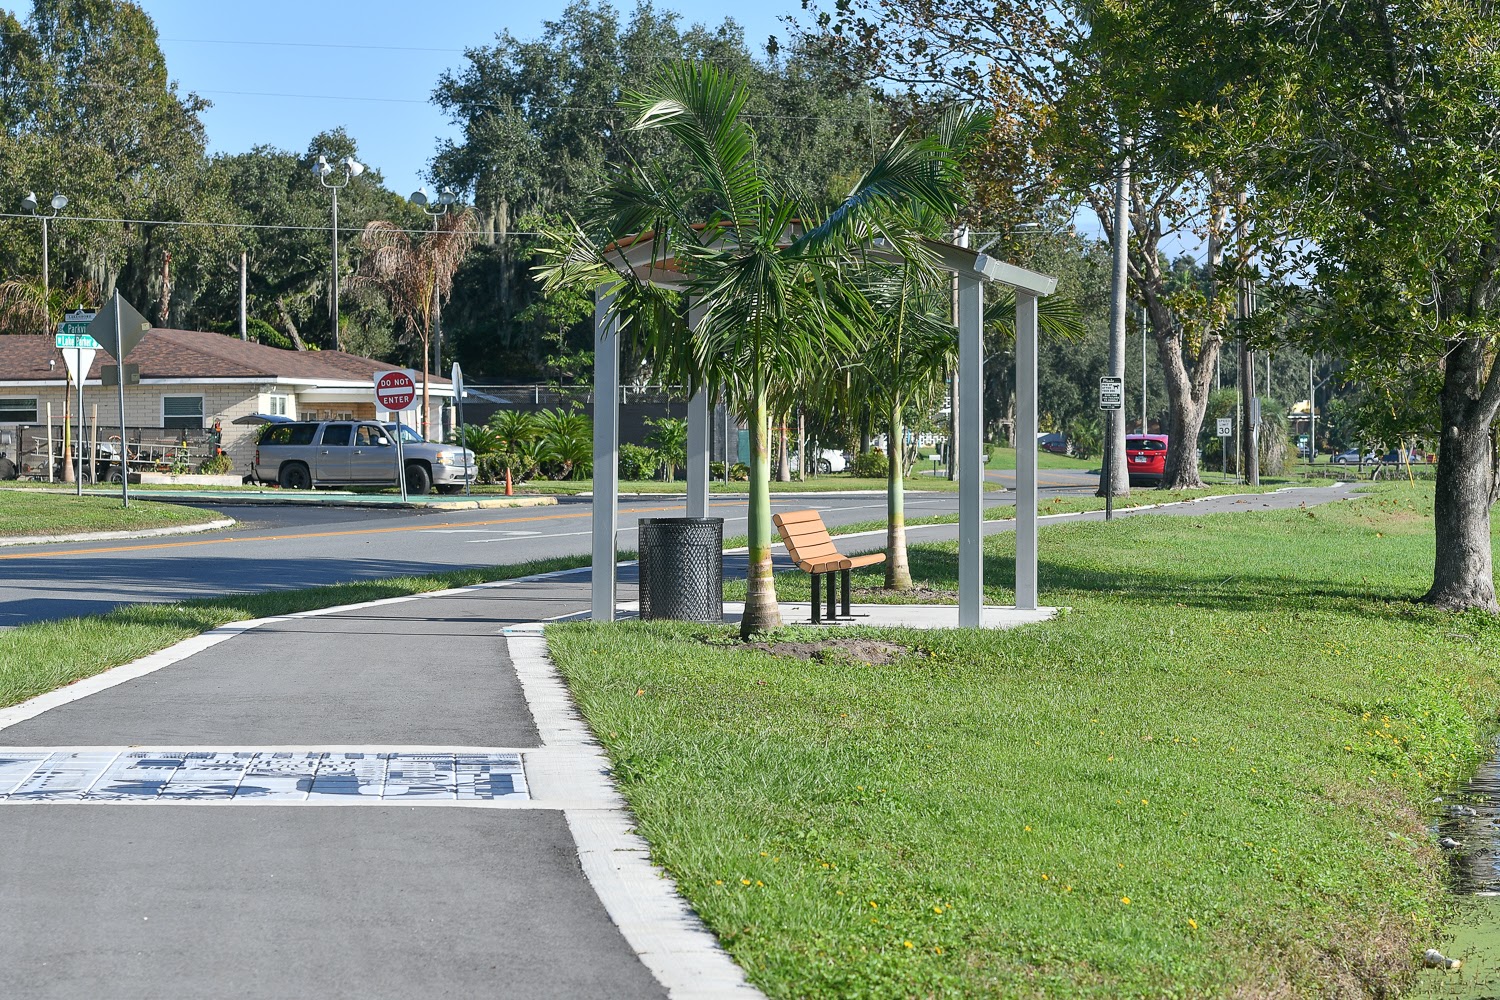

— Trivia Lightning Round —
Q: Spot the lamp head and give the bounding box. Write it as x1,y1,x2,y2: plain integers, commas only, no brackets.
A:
410,187,429,207
343,156,364,178
438,186,456,207
50,193,67,212
21,191,36,214
314,155,331,178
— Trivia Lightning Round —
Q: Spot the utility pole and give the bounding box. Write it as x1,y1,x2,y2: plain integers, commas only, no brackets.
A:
239,251,248,341
1308,355,1316,466
1236,191,1259,485
1100,130,1131,499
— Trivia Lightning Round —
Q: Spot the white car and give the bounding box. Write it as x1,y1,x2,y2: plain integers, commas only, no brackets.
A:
786,448,847,474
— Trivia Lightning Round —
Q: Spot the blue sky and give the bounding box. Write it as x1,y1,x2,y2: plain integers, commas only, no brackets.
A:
102,1,793,197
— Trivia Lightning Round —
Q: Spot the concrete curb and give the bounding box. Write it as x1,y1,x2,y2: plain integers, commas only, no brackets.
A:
0,517,236,549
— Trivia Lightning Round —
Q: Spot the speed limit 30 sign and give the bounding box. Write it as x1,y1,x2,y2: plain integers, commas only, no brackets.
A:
374,370,417,411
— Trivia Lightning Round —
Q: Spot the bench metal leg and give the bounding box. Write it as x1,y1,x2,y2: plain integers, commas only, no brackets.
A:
841,568,851,618
827,570,837,622
811,573,821,625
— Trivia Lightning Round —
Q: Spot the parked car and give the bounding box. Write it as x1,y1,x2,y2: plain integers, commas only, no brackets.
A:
1038,432,1069,455
1331,449,1365,465
786,448,848,474
251,419,474,494
1125,434,1168,485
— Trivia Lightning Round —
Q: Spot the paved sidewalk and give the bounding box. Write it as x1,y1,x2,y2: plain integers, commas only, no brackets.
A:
0,483,1353,998
0,578,716,1000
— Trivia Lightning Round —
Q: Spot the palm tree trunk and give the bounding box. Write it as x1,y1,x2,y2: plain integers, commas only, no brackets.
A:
740,368,781,638
421,333,432,439
886,396,911,590
776,416,791,482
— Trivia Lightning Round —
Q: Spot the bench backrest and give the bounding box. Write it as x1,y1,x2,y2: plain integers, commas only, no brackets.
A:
772,509,846,573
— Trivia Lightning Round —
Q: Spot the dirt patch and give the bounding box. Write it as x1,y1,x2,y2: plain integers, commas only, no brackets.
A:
852,585,955,604
742,638,913,665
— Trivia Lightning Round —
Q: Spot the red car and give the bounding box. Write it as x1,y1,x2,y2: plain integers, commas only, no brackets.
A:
1125,434,1168,485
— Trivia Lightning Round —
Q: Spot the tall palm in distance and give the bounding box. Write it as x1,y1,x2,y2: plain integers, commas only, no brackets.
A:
358,210,477,436
541,60,976,637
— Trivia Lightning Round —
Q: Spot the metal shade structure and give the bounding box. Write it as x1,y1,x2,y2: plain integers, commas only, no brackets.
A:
590,231,1057,625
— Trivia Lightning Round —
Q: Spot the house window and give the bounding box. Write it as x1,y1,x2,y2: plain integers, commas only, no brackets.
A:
268,394,289,416
162,395,204,431
0,397,38,423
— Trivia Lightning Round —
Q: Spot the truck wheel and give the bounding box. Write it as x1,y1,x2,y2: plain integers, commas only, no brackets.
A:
280,463,312,490
405,463,433,495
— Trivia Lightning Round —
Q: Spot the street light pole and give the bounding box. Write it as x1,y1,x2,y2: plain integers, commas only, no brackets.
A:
314,154,364,351
24,191,70,486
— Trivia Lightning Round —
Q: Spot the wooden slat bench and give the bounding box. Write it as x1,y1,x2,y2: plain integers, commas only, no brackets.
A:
772,509,886,624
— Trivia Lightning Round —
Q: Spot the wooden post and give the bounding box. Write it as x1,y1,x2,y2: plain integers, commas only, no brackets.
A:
90,404,98,484
45,401,54,482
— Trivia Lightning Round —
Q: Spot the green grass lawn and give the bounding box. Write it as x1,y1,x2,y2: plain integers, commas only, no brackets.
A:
0,489,225,538
546,483,1500,998
515,475,978,495
987,445,1101,472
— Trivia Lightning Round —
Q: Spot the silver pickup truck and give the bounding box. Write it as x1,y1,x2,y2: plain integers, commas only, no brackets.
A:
251,419,474,494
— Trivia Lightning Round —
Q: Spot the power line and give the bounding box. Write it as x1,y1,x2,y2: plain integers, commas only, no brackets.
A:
0,210,542,238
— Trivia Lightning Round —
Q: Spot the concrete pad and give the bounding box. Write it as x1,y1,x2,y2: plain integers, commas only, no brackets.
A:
0,806,668,1000
510,601,1059,632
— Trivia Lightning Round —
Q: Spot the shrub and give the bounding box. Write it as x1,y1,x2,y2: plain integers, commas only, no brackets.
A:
197,453,233,475
620,444,662,480
645,416,688,480
852,448,888,479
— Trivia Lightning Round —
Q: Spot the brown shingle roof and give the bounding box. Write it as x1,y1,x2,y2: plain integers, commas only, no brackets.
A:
0,330,449,385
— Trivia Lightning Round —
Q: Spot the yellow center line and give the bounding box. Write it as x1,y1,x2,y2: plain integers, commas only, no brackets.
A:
0,499,737,561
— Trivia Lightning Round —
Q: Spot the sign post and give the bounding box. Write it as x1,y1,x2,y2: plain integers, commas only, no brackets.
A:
90,294,150,507
374,370,418,501
1217,416,1233,482
55,310,97,496
1099,376,1124,520
451,361,469,495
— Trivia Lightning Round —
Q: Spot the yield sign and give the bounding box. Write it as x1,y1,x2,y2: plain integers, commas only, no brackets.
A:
59,346,95,386
90,291,152,361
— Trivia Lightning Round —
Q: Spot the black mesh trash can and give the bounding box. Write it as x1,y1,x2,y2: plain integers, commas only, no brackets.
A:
637,517,724,621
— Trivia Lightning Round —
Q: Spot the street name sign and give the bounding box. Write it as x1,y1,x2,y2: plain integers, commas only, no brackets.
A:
1098,376,1124,410
374,369,417,411
90,293,151,361
1217,417,1233,437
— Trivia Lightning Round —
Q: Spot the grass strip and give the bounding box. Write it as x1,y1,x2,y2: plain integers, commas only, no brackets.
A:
546,482,1499,998
0,554,599,709
0,489,224,539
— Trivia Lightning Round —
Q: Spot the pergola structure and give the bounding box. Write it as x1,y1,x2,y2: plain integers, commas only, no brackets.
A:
590,235,1057,626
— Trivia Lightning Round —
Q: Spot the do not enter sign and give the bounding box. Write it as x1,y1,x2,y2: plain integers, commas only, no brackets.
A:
374,369,417,411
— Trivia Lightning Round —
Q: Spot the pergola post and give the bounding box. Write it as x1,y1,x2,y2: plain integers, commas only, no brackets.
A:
686,303,710,518
957,273,984,627
591,284,620,621
1015,291,1039,610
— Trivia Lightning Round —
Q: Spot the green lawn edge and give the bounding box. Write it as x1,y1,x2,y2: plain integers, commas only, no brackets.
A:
546,482,1499,999
0,490,225,539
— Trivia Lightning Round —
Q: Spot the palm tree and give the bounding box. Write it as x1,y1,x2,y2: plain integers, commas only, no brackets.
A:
358,210,477,435
540,61,972,637
487,409,541,493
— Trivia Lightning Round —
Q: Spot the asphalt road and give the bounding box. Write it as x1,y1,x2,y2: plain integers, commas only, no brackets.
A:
0,483,1064,626
1,469,1343,629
